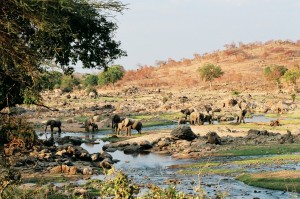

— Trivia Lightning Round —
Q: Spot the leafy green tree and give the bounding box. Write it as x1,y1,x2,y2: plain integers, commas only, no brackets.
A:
283,69,300,92
98,65,125,88
0,0,126,110
197,63,224,89
263,65,288,89
60,76,80,92
40,71,63,90
83,74,99,87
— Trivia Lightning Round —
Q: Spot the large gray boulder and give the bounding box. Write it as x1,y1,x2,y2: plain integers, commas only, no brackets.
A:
170,126,197,141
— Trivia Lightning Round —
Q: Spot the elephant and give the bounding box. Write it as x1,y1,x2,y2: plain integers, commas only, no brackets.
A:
45,120,61,139
84,118,97,132
201,113,213,124
236,106,251,124
112,114,122,129
189,112,202,125
120,118,143,136
180,108,195,119
116,122,131,136
190,112,214,125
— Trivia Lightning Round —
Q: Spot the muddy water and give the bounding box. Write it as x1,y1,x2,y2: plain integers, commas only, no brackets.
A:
38,115,298,198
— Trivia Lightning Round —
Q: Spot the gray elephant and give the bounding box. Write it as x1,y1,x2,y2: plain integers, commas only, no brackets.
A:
45,120,62,139
112,114,121,129
180,108,195,119
120,118,143,136
236,108,248,123
84,118,97,132
201,113,213,124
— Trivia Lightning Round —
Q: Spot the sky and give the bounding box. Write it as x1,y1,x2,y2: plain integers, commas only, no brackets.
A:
76,0,300,73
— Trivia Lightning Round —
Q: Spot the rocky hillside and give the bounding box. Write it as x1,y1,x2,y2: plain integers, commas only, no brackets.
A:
118,40,300,92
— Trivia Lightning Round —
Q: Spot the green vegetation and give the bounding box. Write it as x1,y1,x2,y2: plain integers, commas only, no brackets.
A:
83,74,99,87
197,63,224,90
40,71,63,90
263,65,288,89
283,69,300,92
218,144,300,156
237,172,300,193
231,90,240,96
0,0,126,111
60,76,81,93
178,167,244,176
0,117,37,145
98,65,125,88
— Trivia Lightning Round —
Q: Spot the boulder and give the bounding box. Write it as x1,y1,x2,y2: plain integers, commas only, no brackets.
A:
56,136,83,146
123,144,140,154
139,140,153,150
170,126,197,141
82,167,93,175
206,132,221,145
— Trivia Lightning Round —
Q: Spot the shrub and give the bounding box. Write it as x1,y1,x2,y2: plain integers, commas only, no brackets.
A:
84,74,99,87
60,76,80,92
0,116,37,147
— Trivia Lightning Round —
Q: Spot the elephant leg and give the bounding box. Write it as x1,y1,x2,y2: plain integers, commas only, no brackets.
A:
58,126,61,134
50,126,54,139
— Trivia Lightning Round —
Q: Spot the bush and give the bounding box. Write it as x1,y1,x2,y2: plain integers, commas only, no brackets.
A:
0,116,37,147
83,74,98,87
86,86,98,96
60,76,80,92
232,90,240,96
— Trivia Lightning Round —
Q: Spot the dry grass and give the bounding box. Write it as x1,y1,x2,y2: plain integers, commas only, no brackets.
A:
118,40,300,91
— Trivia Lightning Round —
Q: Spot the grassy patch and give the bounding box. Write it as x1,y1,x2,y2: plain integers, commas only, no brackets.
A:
218,144,300,156
143,120,174,127
232,154,300,166
22,174,77,184
74,116,88,123
101,133,145,143
237,171,300,193
178,167,244,176
169,162,220,169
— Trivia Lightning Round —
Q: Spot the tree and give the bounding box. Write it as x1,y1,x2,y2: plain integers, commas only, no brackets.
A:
197,63,224,89
60,76,80,92
40,71,63,90
0,0,127,110
98,65,125,88
283,69,300,92
84,74,99,87
263,65,288,89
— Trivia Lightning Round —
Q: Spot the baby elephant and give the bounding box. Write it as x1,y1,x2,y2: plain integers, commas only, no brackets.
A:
236,108,250,124
45,120,62,133
84,118,97,132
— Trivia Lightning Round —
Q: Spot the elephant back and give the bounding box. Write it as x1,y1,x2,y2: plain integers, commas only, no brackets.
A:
123,118,133,127
112,114,121,123
132,120,142,130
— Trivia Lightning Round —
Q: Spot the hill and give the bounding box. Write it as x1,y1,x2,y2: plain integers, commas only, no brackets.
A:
118,40,300,92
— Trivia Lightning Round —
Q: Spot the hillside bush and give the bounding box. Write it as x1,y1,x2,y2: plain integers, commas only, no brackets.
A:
84,74,99,87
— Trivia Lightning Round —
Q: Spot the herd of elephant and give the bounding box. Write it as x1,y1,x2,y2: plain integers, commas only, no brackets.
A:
44,99,249,137
111,114,143,136
178,108,214,125
44,114,143,137
179,99,250,125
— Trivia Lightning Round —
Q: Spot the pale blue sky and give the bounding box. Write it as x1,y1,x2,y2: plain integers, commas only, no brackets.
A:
77,0,300,72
